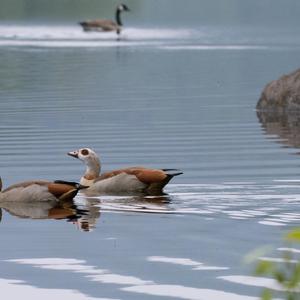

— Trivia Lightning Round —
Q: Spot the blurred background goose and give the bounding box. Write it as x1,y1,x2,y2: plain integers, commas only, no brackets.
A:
79,3,130,35
0,177,84,202
68,148,183,195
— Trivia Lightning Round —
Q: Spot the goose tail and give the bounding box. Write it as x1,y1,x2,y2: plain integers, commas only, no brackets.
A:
146,169,183,195
56,182,87,202
54,180,88,190
162,169,183,177
53,180,88,201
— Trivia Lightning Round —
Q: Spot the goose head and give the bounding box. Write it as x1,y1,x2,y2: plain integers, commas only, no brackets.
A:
117,4,130,12
68,148,101,186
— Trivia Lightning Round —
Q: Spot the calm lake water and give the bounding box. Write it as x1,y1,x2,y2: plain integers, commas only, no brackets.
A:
1,1,300,299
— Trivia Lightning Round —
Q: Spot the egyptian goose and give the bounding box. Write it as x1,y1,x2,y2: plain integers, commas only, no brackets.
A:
68,148,183,195
0,178,84,202
79,3,130,35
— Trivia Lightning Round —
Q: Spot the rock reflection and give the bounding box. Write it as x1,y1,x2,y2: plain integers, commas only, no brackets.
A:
257,109,300,150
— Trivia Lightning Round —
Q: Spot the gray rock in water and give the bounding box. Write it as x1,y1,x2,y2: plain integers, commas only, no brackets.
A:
257,68,300,111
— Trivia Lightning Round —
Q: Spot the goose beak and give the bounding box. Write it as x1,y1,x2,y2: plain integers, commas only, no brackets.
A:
67,151,79,159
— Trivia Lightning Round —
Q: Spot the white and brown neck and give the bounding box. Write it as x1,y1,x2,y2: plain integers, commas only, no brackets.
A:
81,158,101,187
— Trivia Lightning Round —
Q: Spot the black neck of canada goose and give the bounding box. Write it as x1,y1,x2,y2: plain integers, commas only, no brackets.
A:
116,8,123,26
0,177,2,192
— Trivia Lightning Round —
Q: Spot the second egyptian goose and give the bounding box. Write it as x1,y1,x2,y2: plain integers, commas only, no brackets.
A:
0,178,84,202
68,148,183,195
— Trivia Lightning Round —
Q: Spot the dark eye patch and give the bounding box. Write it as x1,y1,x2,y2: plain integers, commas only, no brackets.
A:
81,149,89,156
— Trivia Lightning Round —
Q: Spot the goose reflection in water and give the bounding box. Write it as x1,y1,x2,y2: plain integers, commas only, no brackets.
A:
0,191,171,232
81,193,171,214
257,109,300,151
0,197,100,230
66,193,170,231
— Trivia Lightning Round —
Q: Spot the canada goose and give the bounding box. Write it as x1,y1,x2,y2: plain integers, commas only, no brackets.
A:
79,3,130,35
68,148,183,195
0,177,85,202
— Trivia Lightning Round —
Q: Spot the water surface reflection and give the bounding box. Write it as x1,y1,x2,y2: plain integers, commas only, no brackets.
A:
2,181,300,232
0,192,172,231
